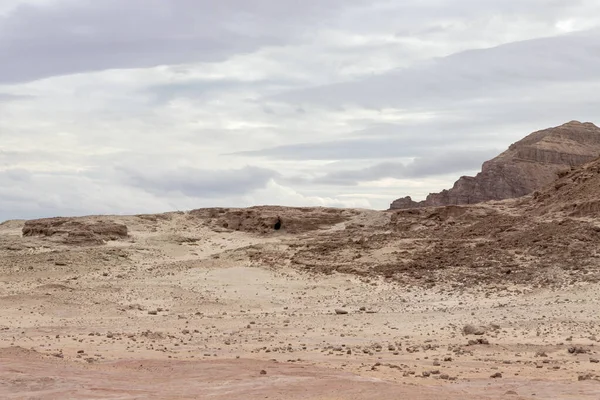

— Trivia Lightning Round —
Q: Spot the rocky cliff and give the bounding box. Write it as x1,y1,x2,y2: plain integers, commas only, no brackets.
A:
389,121,600,210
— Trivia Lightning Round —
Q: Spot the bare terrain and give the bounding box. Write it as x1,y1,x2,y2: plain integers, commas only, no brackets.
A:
1,157,600,399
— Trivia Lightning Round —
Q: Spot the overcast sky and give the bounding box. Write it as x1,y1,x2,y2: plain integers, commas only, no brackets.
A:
1,0,599,220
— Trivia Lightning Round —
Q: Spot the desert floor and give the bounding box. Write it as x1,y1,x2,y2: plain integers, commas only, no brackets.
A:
1,208,599,399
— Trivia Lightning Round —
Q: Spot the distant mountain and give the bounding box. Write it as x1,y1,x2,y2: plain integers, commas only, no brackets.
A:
389,121,600,210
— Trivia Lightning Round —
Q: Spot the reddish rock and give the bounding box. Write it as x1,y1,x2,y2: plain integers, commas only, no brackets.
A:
390,121,600,209
22,217,128,245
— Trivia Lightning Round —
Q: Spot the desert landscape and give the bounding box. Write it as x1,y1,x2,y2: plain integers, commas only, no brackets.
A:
1,122,600,399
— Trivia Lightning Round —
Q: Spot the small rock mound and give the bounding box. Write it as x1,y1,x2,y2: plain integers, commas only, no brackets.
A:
22,218,128,245
462,324,487,336
190,206,354,235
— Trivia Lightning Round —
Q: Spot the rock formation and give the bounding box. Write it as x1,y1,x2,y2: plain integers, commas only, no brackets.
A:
527,154,600,217
22,217,128,245
389,121,600,209
190,206,356,234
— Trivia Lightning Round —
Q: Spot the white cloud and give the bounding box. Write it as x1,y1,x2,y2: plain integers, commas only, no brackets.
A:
244,180,373,209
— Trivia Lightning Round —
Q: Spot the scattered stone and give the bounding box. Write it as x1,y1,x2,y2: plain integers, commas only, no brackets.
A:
490,372,502,378
335,309,349,315
568,346,588,354
260,370,267,375
463,324,486,335
468,338,489,345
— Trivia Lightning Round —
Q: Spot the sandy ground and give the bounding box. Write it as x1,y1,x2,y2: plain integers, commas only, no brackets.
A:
1,210,600,399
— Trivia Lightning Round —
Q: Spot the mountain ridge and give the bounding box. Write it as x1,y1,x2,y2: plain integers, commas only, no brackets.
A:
389,121,600,210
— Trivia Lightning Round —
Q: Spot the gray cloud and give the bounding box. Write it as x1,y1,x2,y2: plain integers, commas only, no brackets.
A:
4,0,583,84
310,150,498,185
0,0,369,84
0,92,31,102
273,29,600,109
234,138,414,160
120,165,278,198
0,1,263,83
233,122,504,160
145,78,303,104
238,29,600,163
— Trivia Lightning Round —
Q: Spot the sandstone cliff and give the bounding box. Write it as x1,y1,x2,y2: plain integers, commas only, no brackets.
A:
389,121,600,209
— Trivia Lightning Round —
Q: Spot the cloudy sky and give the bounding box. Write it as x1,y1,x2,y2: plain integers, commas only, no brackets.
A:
1,0,599,220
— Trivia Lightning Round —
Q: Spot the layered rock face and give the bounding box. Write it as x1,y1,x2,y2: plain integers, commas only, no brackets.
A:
22,218,128,245
389,121,600,209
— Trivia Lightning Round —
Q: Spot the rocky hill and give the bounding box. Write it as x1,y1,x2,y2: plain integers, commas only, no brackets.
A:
288,155,600,288
526,154,600,217
390,121,600,209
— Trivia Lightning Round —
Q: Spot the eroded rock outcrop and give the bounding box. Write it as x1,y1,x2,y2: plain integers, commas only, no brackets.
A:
22,218,128,245
390,121,600,209
190,206,357,235
527,154,600,217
